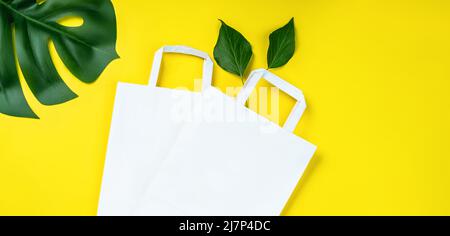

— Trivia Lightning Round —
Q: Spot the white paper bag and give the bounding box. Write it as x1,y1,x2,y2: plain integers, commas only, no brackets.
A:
98,46,220,216
134,69,317,216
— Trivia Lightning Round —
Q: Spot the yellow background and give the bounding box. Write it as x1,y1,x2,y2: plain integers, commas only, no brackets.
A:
1,0,450,216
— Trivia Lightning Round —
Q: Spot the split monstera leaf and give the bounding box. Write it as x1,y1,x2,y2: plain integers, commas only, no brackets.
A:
214,18,296,83
0,0,118,119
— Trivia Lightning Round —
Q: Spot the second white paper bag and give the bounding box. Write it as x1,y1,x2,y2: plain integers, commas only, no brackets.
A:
133,69,317,216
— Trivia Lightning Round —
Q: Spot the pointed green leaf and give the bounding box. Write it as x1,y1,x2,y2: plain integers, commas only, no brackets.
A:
267,18,295,69
0,0,118,118
214,20,252,78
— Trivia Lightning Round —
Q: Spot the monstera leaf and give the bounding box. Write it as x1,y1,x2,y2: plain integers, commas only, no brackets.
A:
0,0,118,119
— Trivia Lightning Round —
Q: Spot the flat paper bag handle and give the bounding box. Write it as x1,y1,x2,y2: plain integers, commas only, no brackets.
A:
149,46,213,91
236,69,307,133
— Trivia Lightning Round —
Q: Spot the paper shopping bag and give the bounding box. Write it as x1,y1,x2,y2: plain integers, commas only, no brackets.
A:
133,69,317,216
98,46,222,216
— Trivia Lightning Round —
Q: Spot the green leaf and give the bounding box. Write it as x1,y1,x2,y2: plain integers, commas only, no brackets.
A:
0,0,118,119
214,20,252,79
267,18,295,69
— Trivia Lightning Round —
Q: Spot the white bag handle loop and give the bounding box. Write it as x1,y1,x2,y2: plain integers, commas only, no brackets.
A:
236,69,307,133
149,46,214,91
